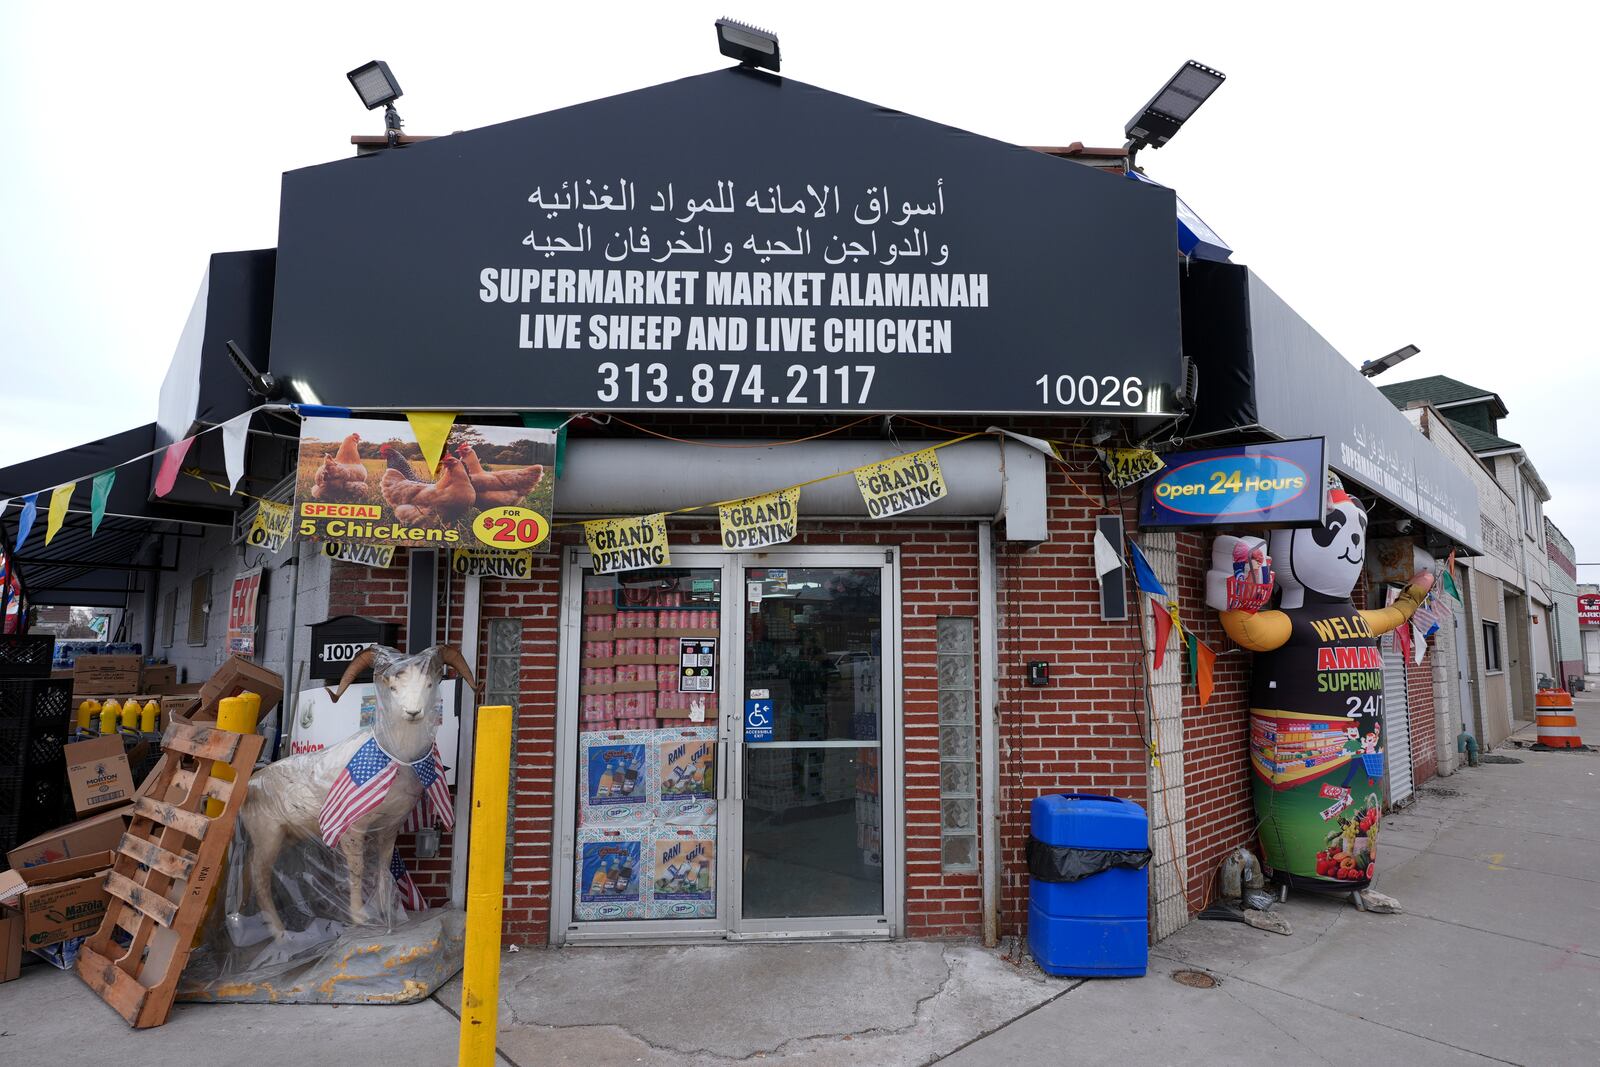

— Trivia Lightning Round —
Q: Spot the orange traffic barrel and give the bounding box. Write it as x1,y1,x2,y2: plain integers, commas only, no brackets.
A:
1535,689,1583,748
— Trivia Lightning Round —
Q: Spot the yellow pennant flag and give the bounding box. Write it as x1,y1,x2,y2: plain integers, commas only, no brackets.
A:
584,514,670,575
719,487,799,550
45,482,75,545
406,412,458,477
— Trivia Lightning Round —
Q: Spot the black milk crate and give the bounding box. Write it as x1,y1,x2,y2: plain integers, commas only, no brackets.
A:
0,634,56,678
0,677,74,854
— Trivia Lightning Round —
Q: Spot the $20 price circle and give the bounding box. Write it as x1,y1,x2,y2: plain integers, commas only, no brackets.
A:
474,506,551,550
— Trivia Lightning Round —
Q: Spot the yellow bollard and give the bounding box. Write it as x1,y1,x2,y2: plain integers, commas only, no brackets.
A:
458,704,512,1067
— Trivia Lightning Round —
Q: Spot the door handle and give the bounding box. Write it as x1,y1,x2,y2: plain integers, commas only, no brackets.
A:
717,739,728,801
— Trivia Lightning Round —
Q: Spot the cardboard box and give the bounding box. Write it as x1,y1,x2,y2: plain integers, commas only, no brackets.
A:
140,664,178,692
65,735,134,815
5,809,129,871
72,654,144,696
0,859,112,950
1,908,21,983
193,655,283,724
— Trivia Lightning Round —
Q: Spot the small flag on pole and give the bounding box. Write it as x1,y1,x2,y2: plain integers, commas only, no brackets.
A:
45,483,74,545
1127,538,1168,599
1194,637,1217,706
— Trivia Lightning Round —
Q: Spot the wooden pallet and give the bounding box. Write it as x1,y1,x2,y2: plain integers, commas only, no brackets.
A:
75,719,264,1029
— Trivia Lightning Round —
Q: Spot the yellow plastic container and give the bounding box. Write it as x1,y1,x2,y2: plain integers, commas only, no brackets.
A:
141,699,160,734
121,698,141,730
100,700,122,735
77,699,101,732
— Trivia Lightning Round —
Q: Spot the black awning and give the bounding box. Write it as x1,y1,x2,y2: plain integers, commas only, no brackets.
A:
1181,261,1482,555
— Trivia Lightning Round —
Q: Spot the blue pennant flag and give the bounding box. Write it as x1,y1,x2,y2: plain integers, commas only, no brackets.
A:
1126,537,1168,599
15,493,39,552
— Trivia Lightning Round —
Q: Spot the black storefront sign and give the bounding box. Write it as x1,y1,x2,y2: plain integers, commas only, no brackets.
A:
270,68,1184,416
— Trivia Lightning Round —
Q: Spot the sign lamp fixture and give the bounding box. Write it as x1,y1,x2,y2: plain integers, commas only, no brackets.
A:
716,18,780,73
347,60,405,147
1359,344,1420,378
1124,60,1226,168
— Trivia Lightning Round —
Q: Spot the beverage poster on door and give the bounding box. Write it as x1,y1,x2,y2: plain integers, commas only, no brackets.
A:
584,739,647,806
659,735,715,800
577,832,645,919
650,831,715,917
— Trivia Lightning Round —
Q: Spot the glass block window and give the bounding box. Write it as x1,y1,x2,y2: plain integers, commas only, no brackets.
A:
485,617,523,880
937,617,977,872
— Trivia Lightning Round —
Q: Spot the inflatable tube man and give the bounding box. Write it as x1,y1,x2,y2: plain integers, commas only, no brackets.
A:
1208,487,1433,893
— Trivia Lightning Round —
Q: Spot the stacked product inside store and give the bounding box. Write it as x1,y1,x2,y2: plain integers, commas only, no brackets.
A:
576,574,718,922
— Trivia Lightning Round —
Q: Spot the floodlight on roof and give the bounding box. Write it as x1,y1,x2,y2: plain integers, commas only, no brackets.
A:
347,60,406,147
1124,60,1226,164
1360,344,1421,378
716,18,780,72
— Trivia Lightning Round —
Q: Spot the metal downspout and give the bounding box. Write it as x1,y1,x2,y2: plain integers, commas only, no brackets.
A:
978,520,1001,947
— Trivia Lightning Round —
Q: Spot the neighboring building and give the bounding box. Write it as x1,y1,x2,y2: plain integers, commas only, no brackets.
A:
1383,377,1553,744
1578,583,1600,676
1544,518,1583,687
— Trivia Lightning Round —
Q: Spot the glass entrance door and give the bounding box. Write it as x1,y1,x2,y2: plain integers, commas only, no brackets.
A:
730,555,897,935
555,548,899,942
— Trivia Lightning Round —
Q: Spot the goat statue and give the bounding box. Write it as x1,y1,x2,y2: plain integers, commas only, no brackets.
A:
237,643,479,937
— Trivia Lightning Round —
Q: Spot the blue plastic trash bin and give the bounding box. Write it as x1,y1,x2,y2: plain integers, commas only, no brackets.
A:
1026,793,1150,977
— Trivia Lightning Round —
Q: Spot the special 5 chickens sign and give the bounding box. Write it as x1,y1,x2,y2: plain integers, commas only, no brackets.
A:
293,417,556,549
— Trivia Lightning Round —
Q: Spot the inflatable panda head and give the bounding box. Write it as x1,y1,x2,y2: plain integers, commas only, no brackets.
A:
1268,488,1368,609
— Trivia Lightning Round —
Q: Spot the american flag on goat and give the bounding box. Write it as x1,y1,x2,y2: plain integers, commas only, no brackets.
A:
390,848,426,910
320,737,454,848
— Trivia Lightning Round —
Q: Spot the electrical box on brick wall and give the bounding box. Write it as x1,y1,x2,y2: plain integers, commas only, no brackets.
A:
307,615,400,682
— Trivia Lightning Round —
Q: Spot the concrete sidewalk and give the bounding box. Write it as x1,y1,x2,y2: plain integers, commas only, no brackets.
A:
942,692,1600,1066
4,696,1593,1066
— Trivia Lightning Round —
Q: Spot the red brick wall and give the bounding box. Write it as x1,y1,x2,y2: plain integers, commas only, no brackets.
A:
1172,533,1255,913
1406,637,1437,787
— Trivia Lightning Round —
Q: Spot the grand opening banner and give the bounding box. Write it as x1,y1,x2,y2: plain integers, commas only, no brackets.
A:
270,69,1184,416
293,417,555,549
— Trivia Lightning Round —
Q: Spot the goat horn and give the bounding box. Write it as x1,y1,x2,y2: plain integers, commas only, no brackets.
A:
437,644,481,694
327,646,379,703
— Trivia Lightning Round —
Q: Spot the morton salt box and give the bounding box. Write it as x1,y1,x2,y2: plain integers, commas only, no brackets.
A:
65,734,134,815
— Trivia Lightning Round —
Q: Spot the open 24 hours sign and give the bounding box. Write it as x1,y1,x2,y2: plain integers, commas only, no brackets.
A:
1138,438,1327,529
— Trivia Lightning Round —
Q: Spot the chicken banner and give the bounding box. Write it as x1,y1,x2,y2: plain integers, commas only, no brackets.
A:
294,416,556,549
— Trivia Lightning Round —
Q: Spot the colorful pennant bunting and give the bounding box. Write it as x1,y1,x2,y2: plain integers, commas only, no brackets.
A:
1126,538,1168,599
45,483,74,545
89,470,115,535
15,494,38,551
1093,527,1123,579
406,412,458,477
155,438,194,498
1194,637,1216,706
221,411,252,492
1151,601,1173,669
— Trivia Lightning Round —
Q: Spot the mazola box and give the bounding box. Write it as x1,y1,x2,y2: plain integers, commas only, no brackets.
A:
5,809,130,871
0,852,113,949
64,734,134,815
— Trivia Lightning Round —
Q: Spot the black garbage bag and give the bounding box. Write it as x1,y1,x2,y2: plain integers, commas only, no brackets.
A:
1026,836,1152,883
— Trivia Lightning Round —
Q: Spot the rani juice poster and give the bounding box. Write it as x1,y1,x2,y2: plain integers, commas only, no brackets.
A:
659,734,715,801
651,831,715,918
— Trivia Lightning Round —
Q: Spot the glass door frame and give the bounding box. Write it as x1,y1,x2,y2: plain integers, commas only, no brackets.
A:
550,544,903,945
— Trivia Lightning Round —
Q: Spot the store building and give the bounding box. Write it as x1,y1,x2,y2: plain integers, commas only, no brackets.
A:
1383,377,1553,742
0,64,1479,947
1544,518,1584,689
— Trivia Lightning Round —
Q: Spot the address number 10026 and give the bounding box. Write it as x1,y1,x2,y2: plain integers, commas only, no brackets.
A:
1035,374,1144,408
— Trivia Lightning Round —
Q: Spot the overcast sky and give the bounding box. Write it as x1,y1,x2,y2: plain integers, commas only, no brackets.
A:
3,3,1597,577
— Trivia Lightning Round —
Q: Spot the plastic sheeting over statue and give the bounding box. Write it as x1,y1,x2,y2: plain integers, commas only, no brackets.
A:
179,644,478,999
1208,486,1432,894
